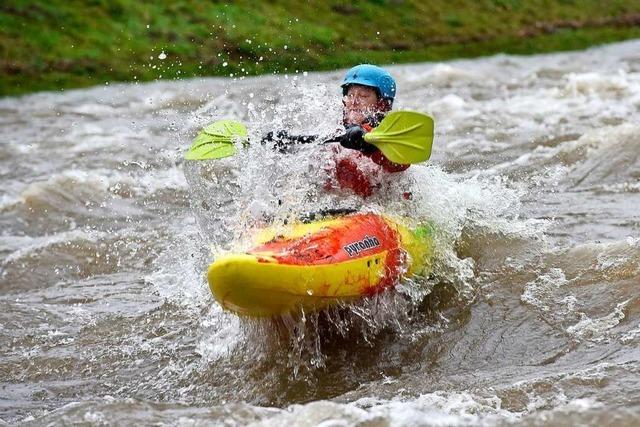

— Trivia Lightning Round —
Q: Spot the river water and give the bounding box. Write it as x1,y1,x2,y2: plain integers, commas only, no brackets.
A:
1,40,639,426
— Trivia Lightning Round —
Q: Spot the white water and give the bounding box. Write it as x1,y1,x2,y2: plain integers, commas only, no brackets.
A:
1,40,640,426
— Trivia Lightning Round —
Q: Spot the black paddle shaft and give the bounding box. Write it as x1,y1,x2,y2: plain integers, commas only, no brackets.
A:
261,126,375,154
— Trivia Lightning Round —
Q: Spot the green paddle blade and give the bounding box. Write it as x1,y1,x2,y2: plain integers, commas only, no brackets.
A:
364,111,434,164
185,142,237,160
184,120,248,160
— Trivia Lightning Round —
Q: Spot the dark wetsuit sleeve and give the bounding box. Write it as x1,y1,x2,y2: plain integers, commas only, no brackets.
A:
261,131,318,153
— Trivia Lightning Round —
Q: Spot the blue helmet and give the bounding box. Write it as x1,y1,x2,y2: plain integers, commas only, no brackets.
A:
341,64,396,102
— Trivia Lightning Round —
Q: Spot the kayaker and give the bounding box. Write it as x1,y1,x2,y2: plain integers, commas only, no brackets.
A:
331,64,408,197
263,64,409,198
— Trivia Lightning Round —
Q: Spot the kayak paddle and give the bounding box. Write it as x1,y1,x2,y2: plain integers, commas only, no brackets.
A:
184,111,434,164
184,120,248,160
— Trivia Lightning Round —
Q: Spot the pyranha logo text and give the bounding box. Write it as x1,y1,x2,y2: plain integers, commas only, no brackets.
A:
343,235,381,257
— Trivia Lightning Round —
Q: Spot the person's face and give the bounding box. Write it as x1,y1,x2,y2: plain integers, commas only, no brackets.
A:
343,84,381,125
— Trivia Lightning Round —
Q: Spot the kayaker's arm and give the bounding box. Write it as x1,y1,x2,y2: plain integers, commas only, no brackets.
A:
261,130,318,153
261,126,375,154
260,126,408,172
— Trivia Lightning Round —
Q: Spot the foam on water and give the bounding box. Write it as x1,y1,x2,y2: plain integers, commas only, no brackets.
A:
566,300,630,342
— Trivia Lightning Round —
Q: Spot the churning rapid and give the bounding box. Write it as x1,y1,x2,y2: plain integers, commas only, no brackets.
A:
1,40,639,426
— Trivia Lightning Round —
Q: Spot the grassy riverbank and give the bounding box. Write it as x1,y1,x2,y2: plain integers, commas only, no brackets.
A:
2,0,640,96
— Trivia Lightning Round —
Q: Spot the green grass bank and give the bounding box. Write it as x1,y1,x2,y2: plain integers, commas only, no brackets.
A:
2,0,640,96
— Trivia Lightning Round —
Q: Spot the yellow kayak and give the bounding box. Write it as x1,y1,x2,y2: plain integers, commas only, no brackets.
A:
208,213,433,317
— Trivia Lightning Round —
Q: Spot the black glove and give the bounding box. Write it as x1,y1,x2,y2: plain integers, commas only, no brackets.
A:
339,126,377,154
